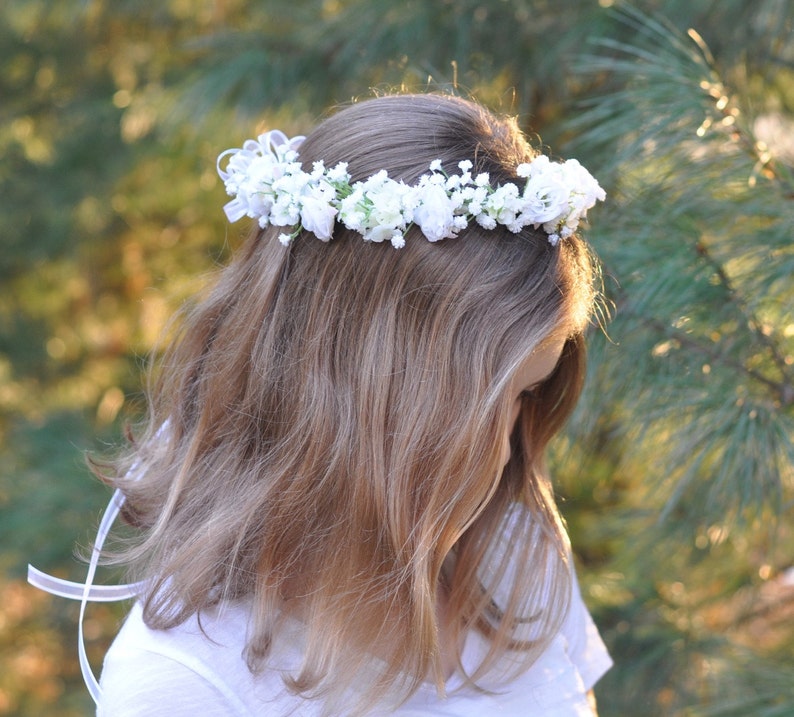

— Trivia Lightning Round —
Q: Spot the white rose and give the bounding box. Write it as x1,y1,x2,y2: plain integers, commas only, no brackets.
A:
413,183,457,242
300,191,337,241
521,172,569,224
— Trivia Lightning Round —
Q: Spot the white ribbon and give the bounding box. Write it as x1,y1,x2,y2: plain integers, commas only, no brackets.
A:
27,488,143,704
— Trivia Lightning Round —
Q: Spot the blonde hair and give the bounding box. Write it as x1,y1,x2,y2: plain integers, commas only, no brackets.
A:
101,94,598,713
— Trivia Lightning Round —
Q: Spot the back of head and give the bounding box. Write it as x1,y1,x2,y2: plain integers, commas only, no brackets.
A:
108,93,599,712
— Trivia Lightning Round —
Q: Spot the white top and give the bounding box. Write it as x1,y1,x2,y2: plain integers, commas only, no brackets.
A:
97,568,611,716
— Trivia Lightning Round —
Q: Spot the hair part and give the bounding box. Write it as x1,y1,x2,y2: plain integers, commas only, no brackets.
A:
98,93,599,714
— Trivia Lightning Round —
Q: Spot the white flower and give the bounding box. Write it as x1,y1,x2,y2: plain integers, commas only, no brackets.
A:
413,182,458,242
476,213,498,230
463,185,488,217
357,174,412,240
519,156,606,236
445,175,462,191
482,183,521,227
516,163,532,178
269,170,307,227
446,160,474,188
310,161,327,179
326,162,350,183
338,188,367,231
390,232,406,249
300,189,337,241
452,215,468,232
521,171,569,224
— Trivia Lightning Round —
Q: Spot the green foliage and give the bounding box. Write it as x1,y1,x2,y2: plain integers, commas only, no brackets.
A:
1,1,792,715
566,4,794,530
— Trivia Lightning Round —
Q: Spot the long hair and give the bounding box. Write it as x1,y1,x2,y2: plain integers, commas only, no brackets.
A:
99,94,599,713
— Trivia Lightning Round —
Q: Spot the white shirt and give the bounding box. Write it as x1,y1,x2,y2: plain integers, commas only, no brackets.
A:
98,568,611,716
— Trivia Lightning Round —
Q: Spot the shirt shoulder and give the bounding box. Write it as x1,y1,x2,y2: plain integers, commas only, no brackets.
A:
560,564,613,691
98,601,312,717
98,643,248,717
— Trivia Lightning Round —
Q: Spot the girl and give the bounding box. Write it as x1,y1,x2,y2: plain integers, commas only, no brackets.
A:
32,93,611,715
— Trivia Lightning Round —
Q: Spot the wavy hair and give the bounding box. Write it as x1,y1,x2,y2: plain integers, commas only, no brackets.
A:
99,94,599,713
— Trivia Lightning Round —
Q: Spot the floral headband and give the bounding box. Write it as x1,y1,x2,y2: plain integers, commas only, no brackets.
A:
217,130,605,249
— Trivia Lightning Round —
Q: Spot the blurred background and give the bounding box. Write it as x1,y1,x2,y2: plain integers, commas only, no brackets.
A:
1,1,792,714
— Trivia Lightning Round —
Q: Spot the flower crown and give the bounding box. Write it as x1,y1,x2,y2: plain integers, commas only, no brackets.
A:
217,130,605,249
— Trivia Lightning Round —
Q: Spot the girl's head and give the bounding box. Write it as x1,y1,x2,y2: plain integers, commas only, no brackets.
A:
112,93,600,711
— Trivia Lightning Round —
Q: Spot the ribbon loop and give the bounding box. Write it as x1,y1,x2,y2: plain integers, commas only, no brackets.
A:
27,488,141,704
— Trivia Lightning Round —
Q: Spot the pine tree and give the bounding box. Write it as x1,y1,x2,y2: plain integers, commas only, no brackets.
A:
559,6,794,715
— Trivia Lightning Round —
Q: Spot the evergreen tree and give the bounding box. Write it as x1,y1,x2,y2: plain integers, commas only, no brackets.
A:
560,6,794,715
